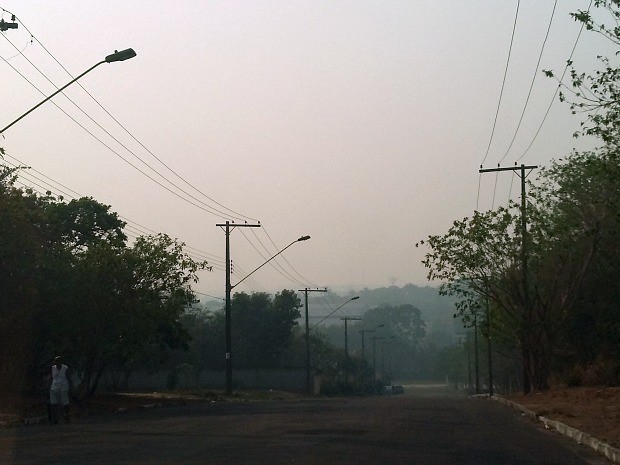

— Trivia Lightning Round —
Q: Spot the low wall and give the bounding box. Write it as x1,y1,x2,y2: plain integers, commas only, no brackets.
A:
102,368,310,393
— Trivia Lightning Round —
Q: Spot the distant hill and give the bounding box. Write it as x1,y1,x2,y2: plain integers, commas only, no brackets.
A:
199,283,462,336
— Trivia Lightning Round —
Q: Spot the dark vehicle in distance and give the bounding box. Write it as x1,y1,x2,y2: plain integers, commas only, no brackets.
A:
392,385,404,395
381,384,404,395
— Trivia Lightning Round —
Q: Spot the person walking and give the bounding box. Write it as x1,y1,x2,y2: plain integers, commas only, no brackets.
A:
49,356,71,424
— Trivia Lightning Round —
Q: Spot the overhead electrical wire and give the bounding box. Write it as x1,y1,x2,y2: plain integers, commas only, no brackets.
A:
4,155,284,296
480,0,520,167
497,0,558,165
0,49,249,221
2,152,225,269
248,228,308,287
515,0,593,163
2,8,318,296
238,227,306,288
30,37,258,223
477,1,589,212
261,226,322,288
0,11,257,223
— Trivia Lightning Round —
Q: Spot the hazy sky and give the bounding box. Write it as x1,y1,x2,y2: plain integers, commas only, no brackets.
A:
0,1,613,300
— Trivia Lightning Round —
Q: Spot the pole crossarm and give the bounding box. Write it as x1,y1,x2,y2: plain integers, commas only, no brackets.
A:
479,164,538,174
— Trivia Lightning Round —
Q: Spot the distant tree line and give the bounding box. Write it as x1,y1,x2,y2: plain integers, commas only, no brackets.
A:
418,2,620,393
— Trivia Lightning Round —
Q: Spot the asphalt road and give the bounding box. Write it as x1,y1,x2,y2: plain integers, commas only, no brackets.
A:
0,385,609,465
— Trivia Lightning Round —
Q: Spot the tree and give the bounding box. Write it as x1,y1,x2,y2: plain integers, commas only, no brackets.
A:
0,162,48,392
0,158,212,396
537,1,620,384
231,290,301,369
62,234,207,396
43,197,126,252
545,1,620,146
537,148,620,383
417,184,601,393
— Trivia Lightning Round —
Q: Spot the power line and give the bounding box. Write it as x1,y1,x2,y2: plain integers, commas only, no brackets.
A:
0,11,258,223
480,0,520,167
516,0,593,163
498,0,558,165
0,48,243,220
248,228,308,287
1,8,320,297
2,152,226,266
262,225,321,288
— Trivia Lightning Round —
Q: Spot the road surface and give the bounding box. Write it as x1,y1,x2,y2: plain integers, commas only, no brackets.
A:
0,385,609,465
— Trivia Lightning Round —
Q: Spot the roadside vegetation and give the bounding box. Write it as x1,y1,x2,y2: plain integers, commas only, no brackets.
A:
418,1,620,393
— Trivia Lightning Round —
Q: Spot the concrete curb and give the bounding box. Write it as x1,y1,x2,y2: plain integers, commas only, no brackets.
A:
488,395,620,463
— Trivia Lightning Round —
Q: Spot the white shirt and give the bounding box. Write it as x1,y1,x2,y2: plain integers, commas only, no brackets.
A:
51,364,70,390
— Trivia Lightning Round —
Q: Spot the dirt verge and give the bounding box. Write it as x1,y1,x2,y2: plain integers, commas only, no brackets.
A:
505,386,620,449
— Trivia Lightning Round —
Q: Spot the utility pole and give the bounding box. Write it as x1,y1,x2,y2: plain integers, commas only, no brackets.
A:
216,221,261,395
371,336,381,391
360,325,384,388
381,340,394,383
474,314,480,394
467,332,472,392
479,163,537,393
298,287,327,395
486,297,494,397
359,325,384,366
341,316,361,383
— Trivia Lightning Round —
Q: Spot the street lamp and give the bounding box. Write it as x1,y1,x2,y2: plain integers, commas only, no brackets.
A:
312,296,359,328
221,233,310,395
1,48,137,134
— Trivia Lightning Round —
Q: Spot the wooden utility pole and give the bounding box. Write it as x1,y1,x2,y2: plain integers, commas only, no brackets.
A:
216,221,261,395
299,287,327,395
486,297,494,397
341,316,361,383
479,163,537,393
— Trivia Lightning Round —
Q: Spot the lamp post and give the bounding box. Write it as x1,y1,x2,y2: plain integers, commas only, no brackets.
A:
1,49,137,135
217,229,310,395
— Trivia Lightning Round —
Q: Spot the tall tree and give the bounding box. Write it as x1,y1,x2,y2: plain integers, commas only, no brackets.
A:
231,290,301,369
0,162,48,392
